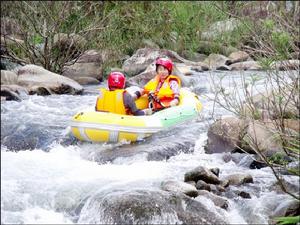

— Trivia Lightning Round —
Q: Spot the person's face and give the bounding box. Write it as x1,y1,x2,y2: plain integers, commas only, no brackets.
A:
157,65,169,79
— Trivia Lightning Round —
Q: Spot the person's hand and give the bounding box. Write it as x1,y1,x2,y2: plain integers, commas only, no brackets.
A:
143,108,153,115
169,99,179,107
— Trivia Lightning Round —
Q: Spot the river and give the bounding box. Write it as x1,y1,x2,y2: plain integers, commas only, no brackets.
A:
1,70,298,224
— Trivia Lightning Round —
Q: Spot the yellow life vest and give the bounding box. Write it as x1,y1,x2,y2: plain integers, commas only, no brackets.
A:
95,88,127,115
144,75,181,109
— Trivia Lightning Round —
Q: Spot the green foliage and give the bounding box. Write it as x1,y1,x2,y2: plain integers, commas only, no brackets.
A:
275,215,300,225
271,31,293,59
268,152,290,166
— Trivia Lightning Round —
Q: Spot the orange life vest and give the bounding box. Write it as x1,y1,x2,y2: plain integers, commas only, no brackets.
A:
144,75,181,109
95,88,127,115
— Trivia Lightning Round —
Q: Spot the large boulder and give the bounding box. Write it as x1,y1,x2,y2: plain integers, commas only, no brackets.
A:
0,84,28,101
227,51,251,64
161,180,198,197
203,54,230,70
17,64,83,94
62,49,106,84
184,166,221,185
1,70,18,85
242,121,284,155
229,61,262,70
206,117,248,154
77,189,227,224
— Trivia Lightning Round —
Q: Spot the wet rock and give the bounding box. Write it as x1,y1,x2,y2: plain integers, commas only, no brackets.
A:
216,65,231,70
196,190,229,209
1,70,18,85
78,189,227,224
196,180,211,191
242,121,284,154
161,180,198,198
227,51,250,64
92,139,195,164
185,181,196,187
220,179,230,188
271,199,300,218
203,54,230,70
62,50,105,82
224,173,253,186
17,64,83,95
229,61,262,70
206,117,247,154
237,191,251,199
209,168,220,177
70,77,101,85
184,166,221,185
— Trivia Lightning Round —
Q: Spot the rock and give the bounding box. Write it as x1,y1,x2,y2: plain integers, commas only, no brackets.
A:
175,63,193,76
203,54,230,70
237,191,251,199
184,166,221,185
1,70,18,85
62,50,104,82
205,117,247,154
122,48,160,76
185,181,196,187
196,190,229,209
17,64,83,95
229,61,262,70
181,51,207,62
78,189,228,224
70,77,101,85
191,63,210,72
209,168,220,177
161,180,198,198
195,180,211,191
0,84,28,101
271,60,300,70
271,199,300,218
242,121,284,154
220,179,230,188
224,173,253,186
228,51,250,64
28,86,52,95
216,65,231,70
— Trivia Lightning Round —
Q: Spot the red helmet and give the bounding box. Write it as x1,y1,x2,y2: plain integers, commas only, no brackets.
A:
155,58,173,74
108,72,125,90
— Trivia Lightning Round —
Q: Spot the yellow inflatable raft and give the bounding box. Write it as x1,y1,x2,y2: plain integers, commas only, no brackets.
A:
70,88,202,143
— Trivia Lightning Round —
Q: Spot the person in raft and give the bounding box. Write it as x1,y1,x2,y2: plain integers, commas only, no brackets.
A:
133,57,181,111
95,71,152,115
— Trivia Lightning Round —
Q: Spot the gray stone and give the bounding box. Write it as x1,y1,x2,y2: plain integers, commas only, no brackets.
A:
196,190,229,209
184,166,221,184
161,180,198,198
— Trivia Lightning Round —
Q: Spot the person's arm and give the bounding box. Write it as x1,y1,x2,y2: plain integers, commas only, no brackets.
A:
123,92,152,115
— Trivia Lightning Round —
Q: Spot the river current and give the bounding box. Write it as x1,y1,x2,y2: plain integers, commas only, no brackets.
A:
1,70,299,224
